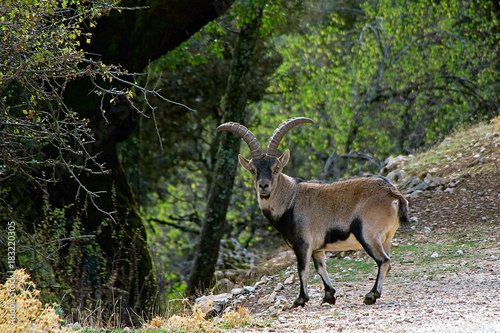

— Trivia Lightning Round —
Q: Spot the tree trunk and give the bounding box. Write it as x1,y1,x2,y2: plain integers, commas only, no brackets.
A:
53,0,235,322
185,4,264,296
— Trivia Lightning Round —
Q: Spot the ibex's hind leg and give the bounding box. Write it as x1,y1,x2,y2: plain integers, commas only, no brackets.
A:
312,251,336,304
352,219,392,305
363,248,391,305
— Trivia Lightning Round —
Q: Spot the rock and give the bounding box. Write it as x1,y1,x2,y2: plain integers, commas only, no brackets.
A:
213,278,236,293
456,249,464,255
309,289,323,298
214,270,225,280
274,283,284,292
254,280,266,289
231,287,245,295
424,173,446,187
275,296,288,306
430,252,439,258
258,291,277,305
195,293,232,315
223,269,237,280
284,275,295,285
68,322,82,330
217,238,254,270
383,155,412,173
244,286,255,293
259,275,270,283
386,169,407,184
400,177,428,194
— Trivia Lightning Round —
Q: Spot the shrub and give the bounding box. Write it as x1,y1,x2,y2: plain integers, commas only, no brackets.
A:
0,269,65,332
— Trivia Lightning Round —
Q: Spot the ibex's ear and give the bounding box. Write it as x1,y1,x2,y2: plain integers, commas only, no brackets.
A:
238,154,253,173
278,149,290,167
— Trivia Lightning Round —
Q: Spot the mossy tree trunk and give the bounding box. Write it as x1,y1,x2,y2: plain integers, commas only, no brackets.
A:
185,4,265,297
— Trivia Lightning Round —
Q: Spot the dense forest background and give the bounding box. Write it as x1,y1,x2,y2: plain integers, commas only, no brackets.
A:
1,0,499,325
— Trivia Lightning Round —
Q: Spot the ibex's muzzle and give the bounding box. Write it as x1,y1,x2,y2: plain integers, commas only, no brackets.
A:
257,180,271,199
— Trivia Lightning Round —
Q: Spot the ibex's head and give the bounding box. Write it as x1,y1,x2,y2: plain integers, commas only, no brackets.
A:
217,118,314,200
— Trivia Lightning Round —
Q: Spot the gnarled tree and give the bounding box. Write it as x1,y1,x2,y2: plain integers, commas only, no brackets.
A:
0,0,234,324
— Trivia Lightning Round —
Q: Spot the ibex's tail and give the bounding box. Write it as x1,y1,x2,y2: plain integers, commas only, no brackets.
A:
374,175,410,227
398,196,410,227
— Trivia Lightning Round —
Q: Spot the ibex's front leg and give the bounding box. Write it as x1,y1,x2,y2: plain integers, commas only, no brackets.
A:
292,241,311,308
312,251,336,304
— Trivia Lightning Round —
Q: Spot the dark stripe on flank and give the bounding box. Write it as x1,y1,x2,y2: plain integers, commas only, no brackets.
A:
323,217,364,248
323,227,351,246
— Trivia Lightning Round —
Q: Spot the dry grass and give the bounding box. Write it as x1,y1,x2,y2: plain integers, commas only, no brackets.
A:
0,269,67,333
145,305,253,332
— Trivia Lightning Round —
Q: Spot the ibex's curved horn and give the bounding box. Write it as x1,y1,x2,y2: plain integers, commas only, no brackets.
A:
266,117,314,157
217,122,264,158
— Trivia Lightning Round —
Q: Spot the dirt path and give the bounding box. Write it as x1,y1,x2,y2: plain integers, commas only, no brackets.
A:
244,256,500,332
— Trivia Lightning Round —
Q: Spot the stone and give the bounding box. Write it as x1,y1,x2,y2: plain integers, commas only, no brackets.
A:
195,293,232,315
424,173,445,187
384,155,412,172
243,286,255,293
231,287,245,295
386,169,407,184
283,275,295,285
213,278,236,293
217,238,255,270
400,177,428,194
68,322,82,330
258,291,277,305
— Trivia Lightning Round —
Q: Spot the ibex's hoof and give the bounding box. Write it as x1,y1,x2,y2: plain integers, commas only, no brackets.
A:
363,295,376,305
290,297,308,309
289,302,304,310
363,291,380,305
322,291,336,305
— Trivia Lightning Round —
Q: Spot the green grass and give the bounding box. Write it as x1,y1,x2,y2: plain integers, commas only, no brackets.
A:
308,258,376,285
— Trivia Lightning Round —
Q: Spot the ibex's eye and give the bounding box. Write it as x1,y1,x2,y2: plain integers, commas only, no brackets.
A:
250,169,256,175
274,167,280,174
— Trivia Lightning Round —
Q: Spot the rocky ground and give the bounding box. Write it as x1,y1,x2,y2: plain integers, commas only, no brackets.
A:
201,122,500,333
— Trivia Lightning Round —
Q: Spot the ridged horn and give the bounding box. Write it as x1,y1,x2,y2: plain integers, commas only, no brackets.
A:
266,117,314,157
217,122,264,158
